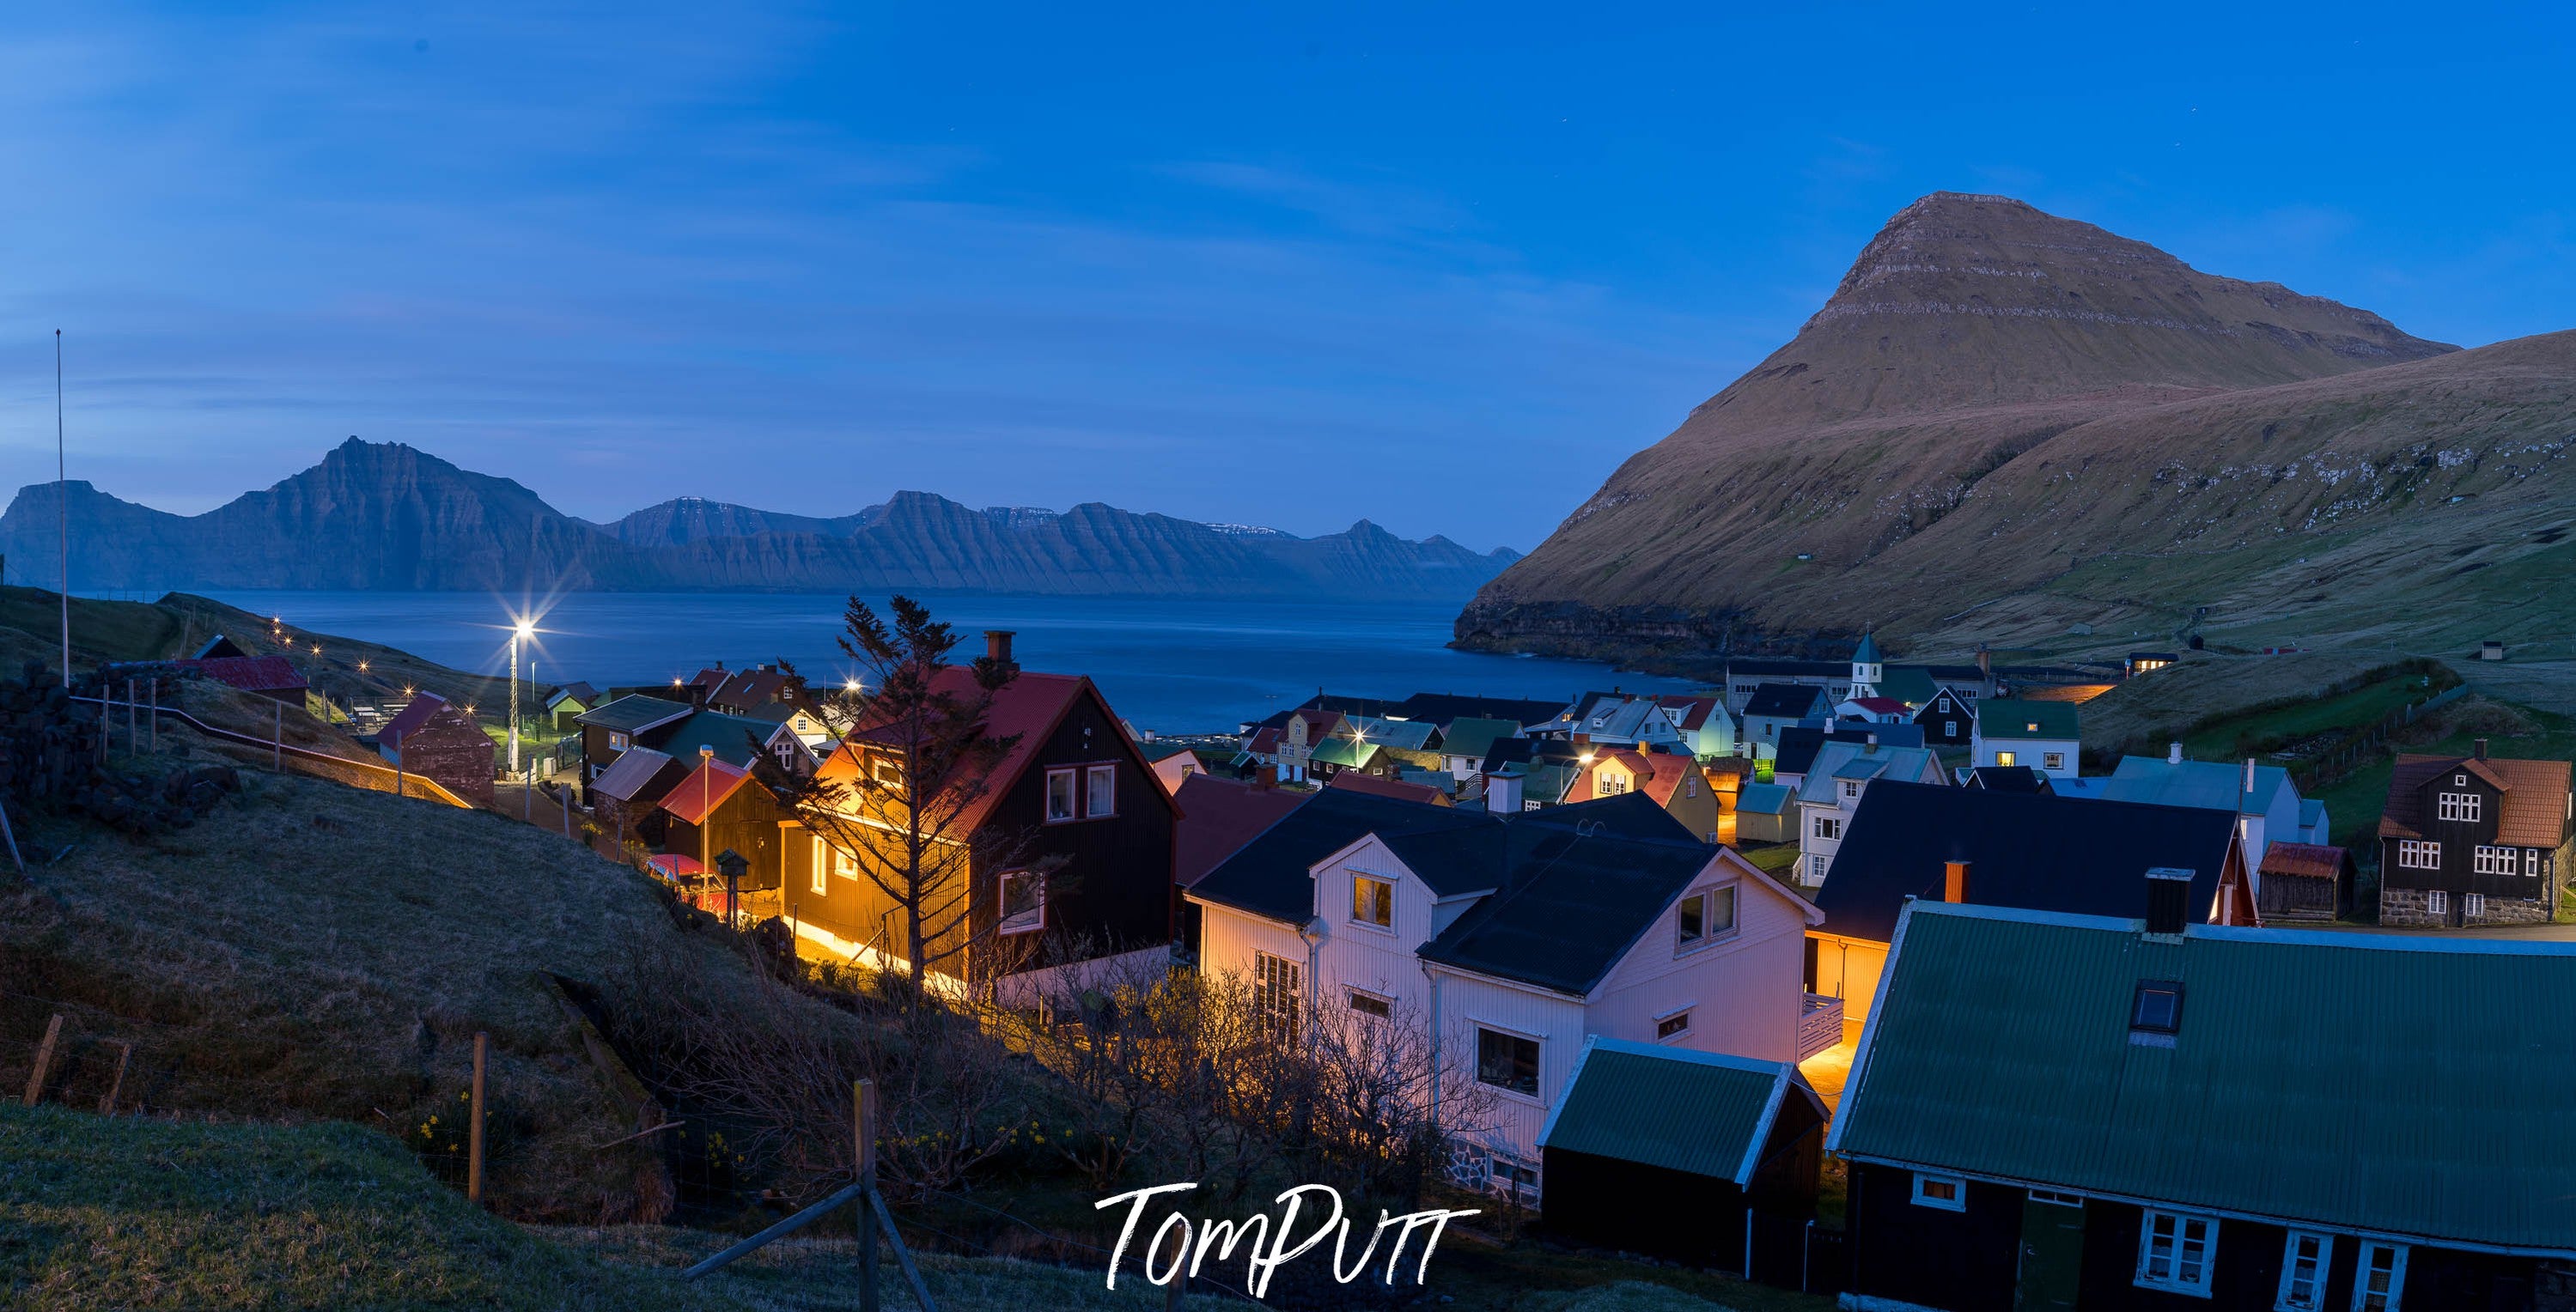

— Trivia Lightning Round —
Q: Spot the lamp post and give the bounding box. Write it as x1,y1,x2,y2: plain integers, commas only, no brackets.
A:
716,847,746,929
508,618,533,779
697,745,716,906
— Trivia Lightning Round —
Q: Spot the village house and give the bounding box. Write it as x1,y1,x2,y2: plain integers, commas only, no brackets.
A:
658,755,793,920
2086,744,2324,869
1911,685,1976,747
544,681,600,732
1186,788,1822,1196
373,691,496,805
587,744,689,850
1959,763,2051,793
1772,722,1925,793
1437,717,1524,781
1832,897,2576,1312
1790,739,1947,889
790,635,1182,987
1655,695,1738,758
175,649,309,706
1346,715,1445,773
1143,742,1200,795
1243,707,1340,784
1731,781,1797,844
572,694,694,784
1807,781,2250,1046
1537,1039,1825,1269
1967,697,2081,778
2376,741,2573,927
1568,747,1723,843
1326,770,1452,806
1741,683,1833,756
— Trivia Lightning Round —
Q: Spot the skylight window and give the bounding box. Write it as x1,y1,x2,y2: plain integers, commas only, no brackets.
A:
2130,981,2183,1047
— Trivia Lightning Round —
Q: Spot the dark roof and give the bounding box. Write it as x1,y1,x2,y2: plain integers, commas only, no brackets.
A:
546,680,601,708
1174,775,1310,888
1773,725,1831,776
1478,737,1539,772
819,666,1178,836
1327,772,1452,806
1742,683,1830,719
1418,795,1724,994
576,694,697,734
1541,1039,1819,1186
1390,693,1574,730
1962,765,2050,793
591,747,686,805
2380,752,2572,848
180,654,307,695
1191,787,1489,923
380,692,473,746
639,709,780,768
2260,841,2351,881
1813,781,2239,943
192,635,248,659
1971,697,2081,741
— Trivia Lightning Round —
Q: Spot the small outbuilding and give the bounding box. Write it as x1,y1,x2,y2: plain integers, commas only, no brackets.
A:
1539,1038,1826,1273
2256,841,2354,921
1732,781,1797,844
375,692,496,805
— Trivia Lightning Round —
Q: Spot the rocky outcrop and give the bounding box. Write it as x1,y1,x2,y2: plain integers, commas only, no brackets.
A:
0,440,1515,599
1459,192,2576,656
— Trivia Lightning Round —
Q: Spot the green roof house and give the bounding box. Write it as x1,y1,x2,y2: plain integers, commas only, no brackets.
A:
1967,697,2080,779
1539,1038,1826,1273
1830,897,2576,1311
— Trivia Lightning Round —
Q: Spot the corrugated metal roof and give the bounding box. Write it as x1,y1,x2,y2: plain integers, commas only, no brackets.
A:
575,694,696,733
591,747,680,804
1974,698,2079,741
1540,1038,1812,1185
1834,902,2576,1253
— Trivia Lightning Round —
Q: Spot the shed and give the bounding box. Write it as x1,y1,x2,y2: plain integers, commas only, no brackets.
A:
1733,781,1796,844
375,693,496,805
2257,841,2354,921
588,746,686,847
1539,1038,1826,1272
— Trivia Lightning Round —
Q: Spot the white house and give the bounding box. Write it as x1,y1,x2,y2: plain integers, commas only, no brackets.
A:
1791,740,1948,889
1185,787,1820,1200
1967,698,2082,779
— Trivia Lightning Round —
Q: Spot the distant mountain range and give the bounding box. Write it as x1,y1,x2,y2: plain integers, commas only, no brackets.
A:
0,440,1519,598
1460,191,2576,659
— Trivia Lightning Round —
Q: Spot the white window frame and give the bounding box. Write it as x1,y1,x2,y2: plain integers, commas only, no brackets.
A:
1345,988,1391,1019
1252,951,1300,1042
2351,1242,2407,1311
1813,815,1842,841
2438,792,2482,823
1943,720,1958,737
2427,890,2450,914
1653,1006,1691,1041
2464,892,2487,918
1909,1173,1965,1212
1996,750,2018,767
1473,1024,1542,1101
608,732,630,751
1809,853,1830,884
1597,772,1627,797
2043,751,2066,771
2275,1230,2333,1312
2528,847,2543,878
2474,845,2514,875
1839,779,1861,799
2135,1208,2217,1296
808,847,830,896
1085,763,1117,817
997,869,1044,935
2396,840,2439,870
1350,873,1395,931
1044,767,1077,823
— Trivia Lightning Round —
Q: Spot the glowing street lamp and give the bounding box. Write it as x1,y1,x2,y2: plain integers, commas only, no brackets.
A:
507,616,536,780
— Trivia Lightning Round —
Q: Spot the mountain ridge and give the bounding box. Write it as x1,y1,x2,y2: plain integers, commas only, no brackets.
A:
0,439,1517,599
1458,192,2570,659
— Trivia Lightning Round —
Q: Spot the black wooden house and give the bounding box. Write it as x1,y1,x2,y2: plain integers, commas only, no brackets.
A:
2376,740,2573,927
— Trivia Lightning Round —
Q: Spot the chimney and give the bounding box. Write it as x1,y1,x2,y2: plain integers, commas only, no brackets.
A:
2475,738,2489,761
984,629,1017,669
1865,732,1879,751
1573,732,1591,749
1487,768,1525,815
2144,867,2194,938
2242,756,2256,797
2167,741,2183,765
1943,860,1970,903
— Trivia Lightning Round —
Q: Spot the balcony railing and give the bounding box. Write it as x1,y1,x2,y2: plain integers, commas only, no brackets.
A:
1800,993,1845,1060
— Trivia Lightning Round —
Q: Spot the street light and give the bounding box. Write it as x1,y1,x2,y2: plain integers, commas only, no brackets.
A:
507,616,536,780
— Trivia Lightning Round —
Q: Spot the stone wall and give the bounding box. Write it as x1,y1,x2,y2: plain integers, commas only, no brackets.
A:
2378,886,2551,928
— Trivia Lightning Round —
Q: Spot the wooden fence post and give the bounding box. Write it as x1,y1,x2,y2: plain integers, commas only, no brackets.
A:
22,1014,64,1106
100,1041,134,1115
149,678,158,751
468,1031,489,1204
857,1078,879,1312
272,701,283,772
126,678,137,752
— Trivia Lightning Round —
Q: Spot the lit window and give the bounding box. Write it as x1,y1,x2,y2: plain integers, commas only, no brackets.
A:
2136,1210,2216,1294
1996,750,2018,767
1598,773,1627,797
2353,1242,2407,1311
1045,768,1076,822
998,870,1044,934
1086,763,1116,817
1252,952,1300,1042
2396,840,2440,870
809,848,829,896
2043,752,2065,770
1910,1174,1964,1212
1351,875,1394,928
2276,1231,2332,1310
2437,792,2482,823
832,843,857,880
1475,1028,1539,1096
873,756,904,788
608,732,630,751
1654,1011,1690,1040
1347,990,1390,1019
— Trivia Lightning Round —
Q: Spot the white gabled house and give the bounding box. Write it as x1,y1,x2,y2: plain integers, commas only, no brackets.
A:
1185,788,1822,1200
1792,739,1949,889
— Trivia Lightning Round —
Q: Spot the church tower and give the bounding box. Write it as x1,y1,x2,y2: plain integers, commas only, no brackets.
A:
1851,631,1883,700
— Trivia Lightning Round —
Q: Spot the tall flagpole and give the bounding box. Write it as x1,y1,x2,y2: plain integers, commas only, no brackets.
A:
57,330,69,681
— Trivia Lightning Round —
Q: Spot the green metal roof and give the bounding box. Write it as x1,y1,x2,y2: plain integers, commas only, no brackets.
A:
1974,697,2080,741
1310,737,1379,769
1540,1038,1814,1185
1831,902,2576,1254
1440,717,1522,761
574,694,695,733
1873,667,1940,708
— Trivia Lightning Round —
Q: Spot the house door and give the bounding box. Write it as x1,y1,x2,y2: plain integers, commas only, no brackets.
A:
2013,1194,2084,1312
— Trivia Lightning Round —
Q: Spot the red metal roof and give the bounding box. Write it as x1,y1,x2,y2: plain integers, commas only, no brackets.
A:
1325,771,1451,807
378,692,458,746
658,758,754,826
1176,774,1310,887
816,665,1175,835
1845,696,1910,715
1658,695,1721,732
2378,752,2572,848
646,853,706,878
2259,841,2349,880
180,654,308,695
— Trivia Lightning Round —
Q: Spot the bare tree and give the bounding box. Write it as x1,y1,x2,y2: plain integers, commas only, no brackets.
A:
762,596,1054,999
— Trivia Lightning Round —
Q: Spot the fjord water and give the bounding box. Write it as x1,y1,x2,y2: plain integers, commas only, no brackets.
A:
198,592,1700,733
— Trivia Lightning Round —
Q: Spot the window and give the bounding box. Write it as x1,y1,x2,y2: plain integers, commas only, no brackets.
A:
2030,1189,2084,1207
1655,1011,1690,1040
1253,952,1300,1042
2135,1210,2216,1294
1840,779,1861,800
1910,1174,1964,1212
809,850,829,895
1045,768,1076,822
1086,764,1117,817
2464,893,2486,918
998,870,1044,934
2475,845,2514,875
608,732,630,751
2423,890,2449,915
1809,853,1830,884
1684,777,1698,799
2528,847,2544,878
2276,1232,2332,1311
2043,752,2066,771
2438,792,2482,822
1351,875,1394,929
830,841,857,880
1996,750,2018,767
873,756,904,788
2131,980,2183,1039
1475,1027,1539,1097
1943,720,1958,737
1346,990,1391,1019
2396,840,2439,870
1813,815,1842,841
1489,1155,1540,1200
2352,1242,2406,1311
1597,773,1626,797
1677,885,1737,950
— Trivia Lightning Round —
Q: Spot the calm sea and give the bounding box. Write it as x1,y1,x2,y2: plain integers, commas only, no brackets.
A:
192,591,1702,734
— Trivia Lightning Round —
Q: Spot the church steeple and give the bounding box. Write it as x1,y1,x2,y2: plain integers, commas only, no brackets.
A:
1851,631,1883,699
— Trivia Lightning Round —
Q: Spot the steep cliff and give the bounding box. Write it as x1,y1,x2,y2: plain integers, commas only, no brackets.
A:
1456,192,2574,656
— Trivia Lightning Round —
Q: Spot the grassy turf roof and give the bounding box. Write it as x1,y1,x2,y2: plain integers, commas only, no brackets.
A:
1831,902,2576,1254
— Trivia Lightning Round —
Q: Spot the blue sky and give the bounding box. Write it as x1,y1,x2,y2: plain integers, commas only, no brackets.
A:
1,3,2569,551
